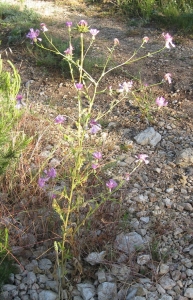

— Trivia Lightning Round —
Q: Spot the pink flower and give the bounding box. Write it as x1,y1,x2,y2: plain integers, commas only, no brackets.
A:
40,23,48,32
78,20,88,26
90,29,99,39
55,115,66,124
92,164,99,170
64,44,74,56
89,119,101,134
16,94,23,101
114,38,120,46
90,124,101,134
44,167,57,178
26,28,42,44
135,154,149,164
75,83,83,90
66,21,72,27
143,36,149,43
117,81,133,93
164,73,172,84
162,33,175,49
15,94,25,109
93,151,102,160
156,96,168,108
77,20,89,33
106,179,118,192
38,177,48,188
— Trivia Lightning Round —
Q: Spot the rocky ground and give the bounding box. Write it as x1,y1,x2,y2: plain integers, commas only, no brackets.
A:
1,0,193,300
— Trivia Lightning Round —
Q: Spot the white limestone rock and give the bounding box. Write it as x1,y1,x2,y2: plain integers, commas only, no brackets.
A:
134,127,161,147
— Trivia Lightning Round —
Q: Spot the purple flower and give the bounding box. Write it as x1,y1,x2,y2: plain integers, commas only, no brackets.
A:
93,151,102,160
38,177,48,188
164,73,172,84
40,23,48,32
92,163,99,170
78,20,88,26
90,29,99,39
162,33,175,49
64,44,74,56
135,154,149,165
15,94,25,109
75,83,83,90
90,125,101,134
90,119,98,126
44,167,57,179
117,81,133,93
55,115,66,124
89,119,101,134
16,94,23,101
156,96,168,108
77,20,89,33
106,179,118,192
66,21,72,27
114,38,120,46
26,28,42,44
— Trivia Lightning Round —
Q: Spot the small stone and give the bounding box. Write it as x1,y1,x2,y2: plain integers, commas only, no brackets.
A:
84,251,106,265
39,258,52,270
137,255,151,265
171,270,181,281
140,217,149,223
134,127,161,147
39,290,58,300
174,228,183,235
111,264,131,281
77,283,96,300
29,290,38,300
46,281,58,293
26,272,36,285
98,282,117,300
2,284,17,291
186,269,193,276
159,276,176,290
182,258,192,268
163,198,172,208
184,288,193,298
156,283,165,294
176,148,193,167
49,158,60,168
166,187,174,194
184,203,193,211
97,270,106,283
159,264,170,275
114,232,144,254
37,274,49,284
159,295,173,300
130,219,140,229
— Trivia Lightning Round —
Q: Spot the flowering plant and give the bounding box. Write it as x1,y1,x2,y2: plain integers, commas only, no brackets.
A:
26,22,175,291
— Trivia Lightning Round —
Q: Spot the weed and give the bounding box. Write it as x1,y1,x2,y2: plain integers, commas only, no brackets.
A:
150,239,160,262
0,228,18,288
25,20,173,296
0,58,31,176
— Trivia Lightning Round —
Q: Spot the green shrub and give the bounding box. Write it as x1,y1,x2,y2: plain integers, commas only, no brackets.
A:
0,58,31,176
